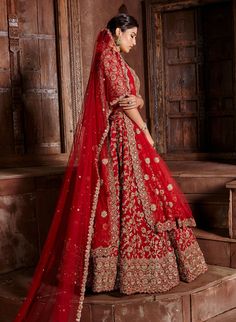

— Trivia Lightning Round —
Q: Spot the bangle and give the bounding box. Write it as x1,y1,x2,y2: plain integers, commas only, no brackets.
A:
141,123,148,131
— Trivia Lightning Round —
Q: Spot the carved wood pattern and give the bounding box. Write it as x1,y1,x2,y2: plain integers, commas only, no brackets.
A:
0,0,83,162
7,1,25,154
18,0,62,154
0,0,14,154
55,0,83,153
67,0,83,132
146,0,236,157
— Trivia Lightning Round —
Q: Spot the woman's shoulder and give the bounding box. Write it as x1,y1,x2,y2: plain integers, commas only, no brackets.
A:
100,46,117,62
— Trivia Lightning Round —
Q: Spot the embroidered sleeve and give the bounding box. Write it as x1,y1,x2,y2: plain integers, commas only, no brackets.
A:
101,49,131,107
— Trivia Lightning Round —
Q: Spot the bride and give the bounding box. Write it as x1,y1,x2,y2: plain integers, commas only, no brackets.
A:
15,13,207,322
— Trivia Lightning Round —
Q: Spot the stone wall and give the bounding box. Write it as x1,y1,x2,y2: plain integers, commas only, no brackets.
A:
0,169,63,273
80,0,146,117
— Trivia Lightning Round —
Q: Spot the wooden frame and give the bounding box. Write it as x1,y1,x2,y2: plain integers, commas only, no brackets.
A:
145,0,235,159
0,0,83,167
54,0,83,153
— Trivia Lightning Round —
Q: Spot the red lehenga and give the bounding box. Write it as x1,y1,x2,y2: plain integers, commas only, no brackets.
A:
15,29,207,322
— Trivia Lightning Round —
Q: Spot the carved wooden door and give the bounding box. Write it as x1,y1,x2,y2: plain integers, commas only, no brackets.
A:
0,0,61,156
161,2,234,154
163,8,203,152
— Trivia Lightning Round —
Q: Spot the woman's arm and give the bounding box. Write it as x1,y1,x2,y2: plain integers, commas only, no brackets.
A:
118,95,154,146
124,107,154,146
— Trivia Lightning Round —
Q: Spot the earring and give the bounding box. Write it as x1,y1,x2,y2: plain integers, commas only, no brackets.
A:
115,36,121,46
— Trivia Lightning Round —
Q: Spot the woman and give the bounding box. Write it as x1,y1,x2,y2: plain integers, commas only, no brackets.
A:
15,14,207,322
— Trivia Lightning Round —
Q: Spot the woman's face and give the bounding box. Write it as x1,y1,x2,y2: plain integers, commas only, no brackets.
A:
115,27,138,53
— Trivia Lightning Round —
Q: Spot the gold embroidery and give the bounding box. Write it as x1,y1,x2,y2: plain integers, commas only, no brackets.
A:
151,204,157,211
76,120,111,321
102,158,108,165
119,255,180,294
124,115,155,229
101,210,108,218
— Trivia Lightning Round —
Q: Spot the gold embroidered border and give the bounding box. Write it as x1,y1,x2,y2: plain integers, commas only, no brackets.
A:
76,121,111,322
155,217,196,233
92,256,118,292
171,237,208,282
124,115,155,229
92,252,180,295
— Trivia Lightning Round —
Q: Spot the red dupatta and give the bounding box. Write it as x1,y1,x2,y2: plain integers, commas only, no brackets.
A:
14,29,133,322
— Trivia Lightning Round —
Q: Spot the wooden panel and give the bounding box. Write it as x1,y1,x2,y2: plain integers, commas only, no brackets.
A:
38,0,55,35
20,38,41,88
24,93,60,154
163,9,201,153
0,92,14,153
17,0,38,35
17,0,61,154
0,37,10,73
183,118,198,148
39,39,58,88
148,0,235,156
0,0,79,160
0,1,7,31
0,2,13,155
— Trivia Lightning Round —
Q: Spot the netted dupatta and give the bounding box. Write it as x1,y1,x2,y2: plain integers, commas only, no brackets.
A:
15,29,132,322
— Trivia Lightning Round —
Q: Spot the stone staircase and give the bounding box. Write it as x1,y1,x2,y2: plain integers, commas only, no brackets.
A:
1,266,236,321
2,161,236,321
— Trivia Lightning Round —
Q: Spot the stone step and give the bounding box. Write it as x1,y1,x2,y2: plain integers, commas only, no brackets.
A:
168,160,236,237
195,228,236,268
1,265,236,322
206,308,236,322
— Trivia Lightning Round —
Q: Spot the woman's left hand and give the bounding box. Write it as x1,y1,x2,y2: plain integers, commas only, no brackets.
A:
118,95,144,110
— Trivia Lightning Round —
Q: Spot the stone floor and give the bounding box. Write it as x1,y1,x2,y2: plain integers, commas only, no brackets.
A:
1,265,236,322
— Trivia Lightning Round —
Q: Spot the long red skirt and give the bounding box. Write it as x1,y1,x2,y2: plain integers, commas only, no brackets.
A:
89,111,207,294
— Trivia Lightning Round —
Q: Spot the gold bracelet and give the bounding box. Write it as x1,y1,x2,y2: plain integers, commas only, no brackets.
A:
141,123,147,131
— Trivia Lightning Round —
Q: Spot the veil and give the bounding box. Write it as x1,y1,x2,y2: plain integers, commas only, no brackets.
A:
14,29,131,322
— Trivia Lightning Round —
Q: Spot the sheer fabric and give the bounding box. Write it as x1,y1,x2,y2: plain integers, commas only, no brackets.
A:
15,29,207,322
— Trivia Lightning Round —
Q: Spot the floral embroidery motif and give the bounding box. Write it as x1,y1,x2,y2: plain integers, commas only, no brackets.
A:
89,47,207,296
151,204,157,211
102,158,108,165
101,210,108,218
101,47,130,107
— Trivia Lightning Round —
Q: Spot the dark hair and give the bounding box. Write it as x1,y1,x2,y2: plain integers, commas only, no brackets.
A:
107,14,139,35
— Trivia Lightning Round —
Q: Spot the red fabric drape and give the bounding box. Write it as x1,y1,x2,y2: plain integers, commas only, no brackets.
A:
14,28,207,322
14,29,131,322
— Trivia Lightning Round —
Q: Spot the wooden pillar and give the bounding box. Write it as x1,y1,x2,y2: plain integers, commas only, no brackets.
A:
7,0,25,154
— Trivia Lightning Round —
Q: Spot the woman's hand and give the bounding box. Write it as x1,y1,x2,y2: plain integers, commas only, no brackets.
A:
142,126,155,147
118,95,144,110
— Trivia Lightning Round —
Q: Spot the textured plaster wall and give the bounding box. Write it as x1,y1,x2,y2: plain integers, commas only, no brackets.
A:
80,0,146,117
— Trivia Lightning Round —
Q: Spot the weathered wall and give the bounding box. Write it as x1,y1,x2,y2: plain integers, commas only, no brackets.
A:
0,171,63,273
80,0,146,116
